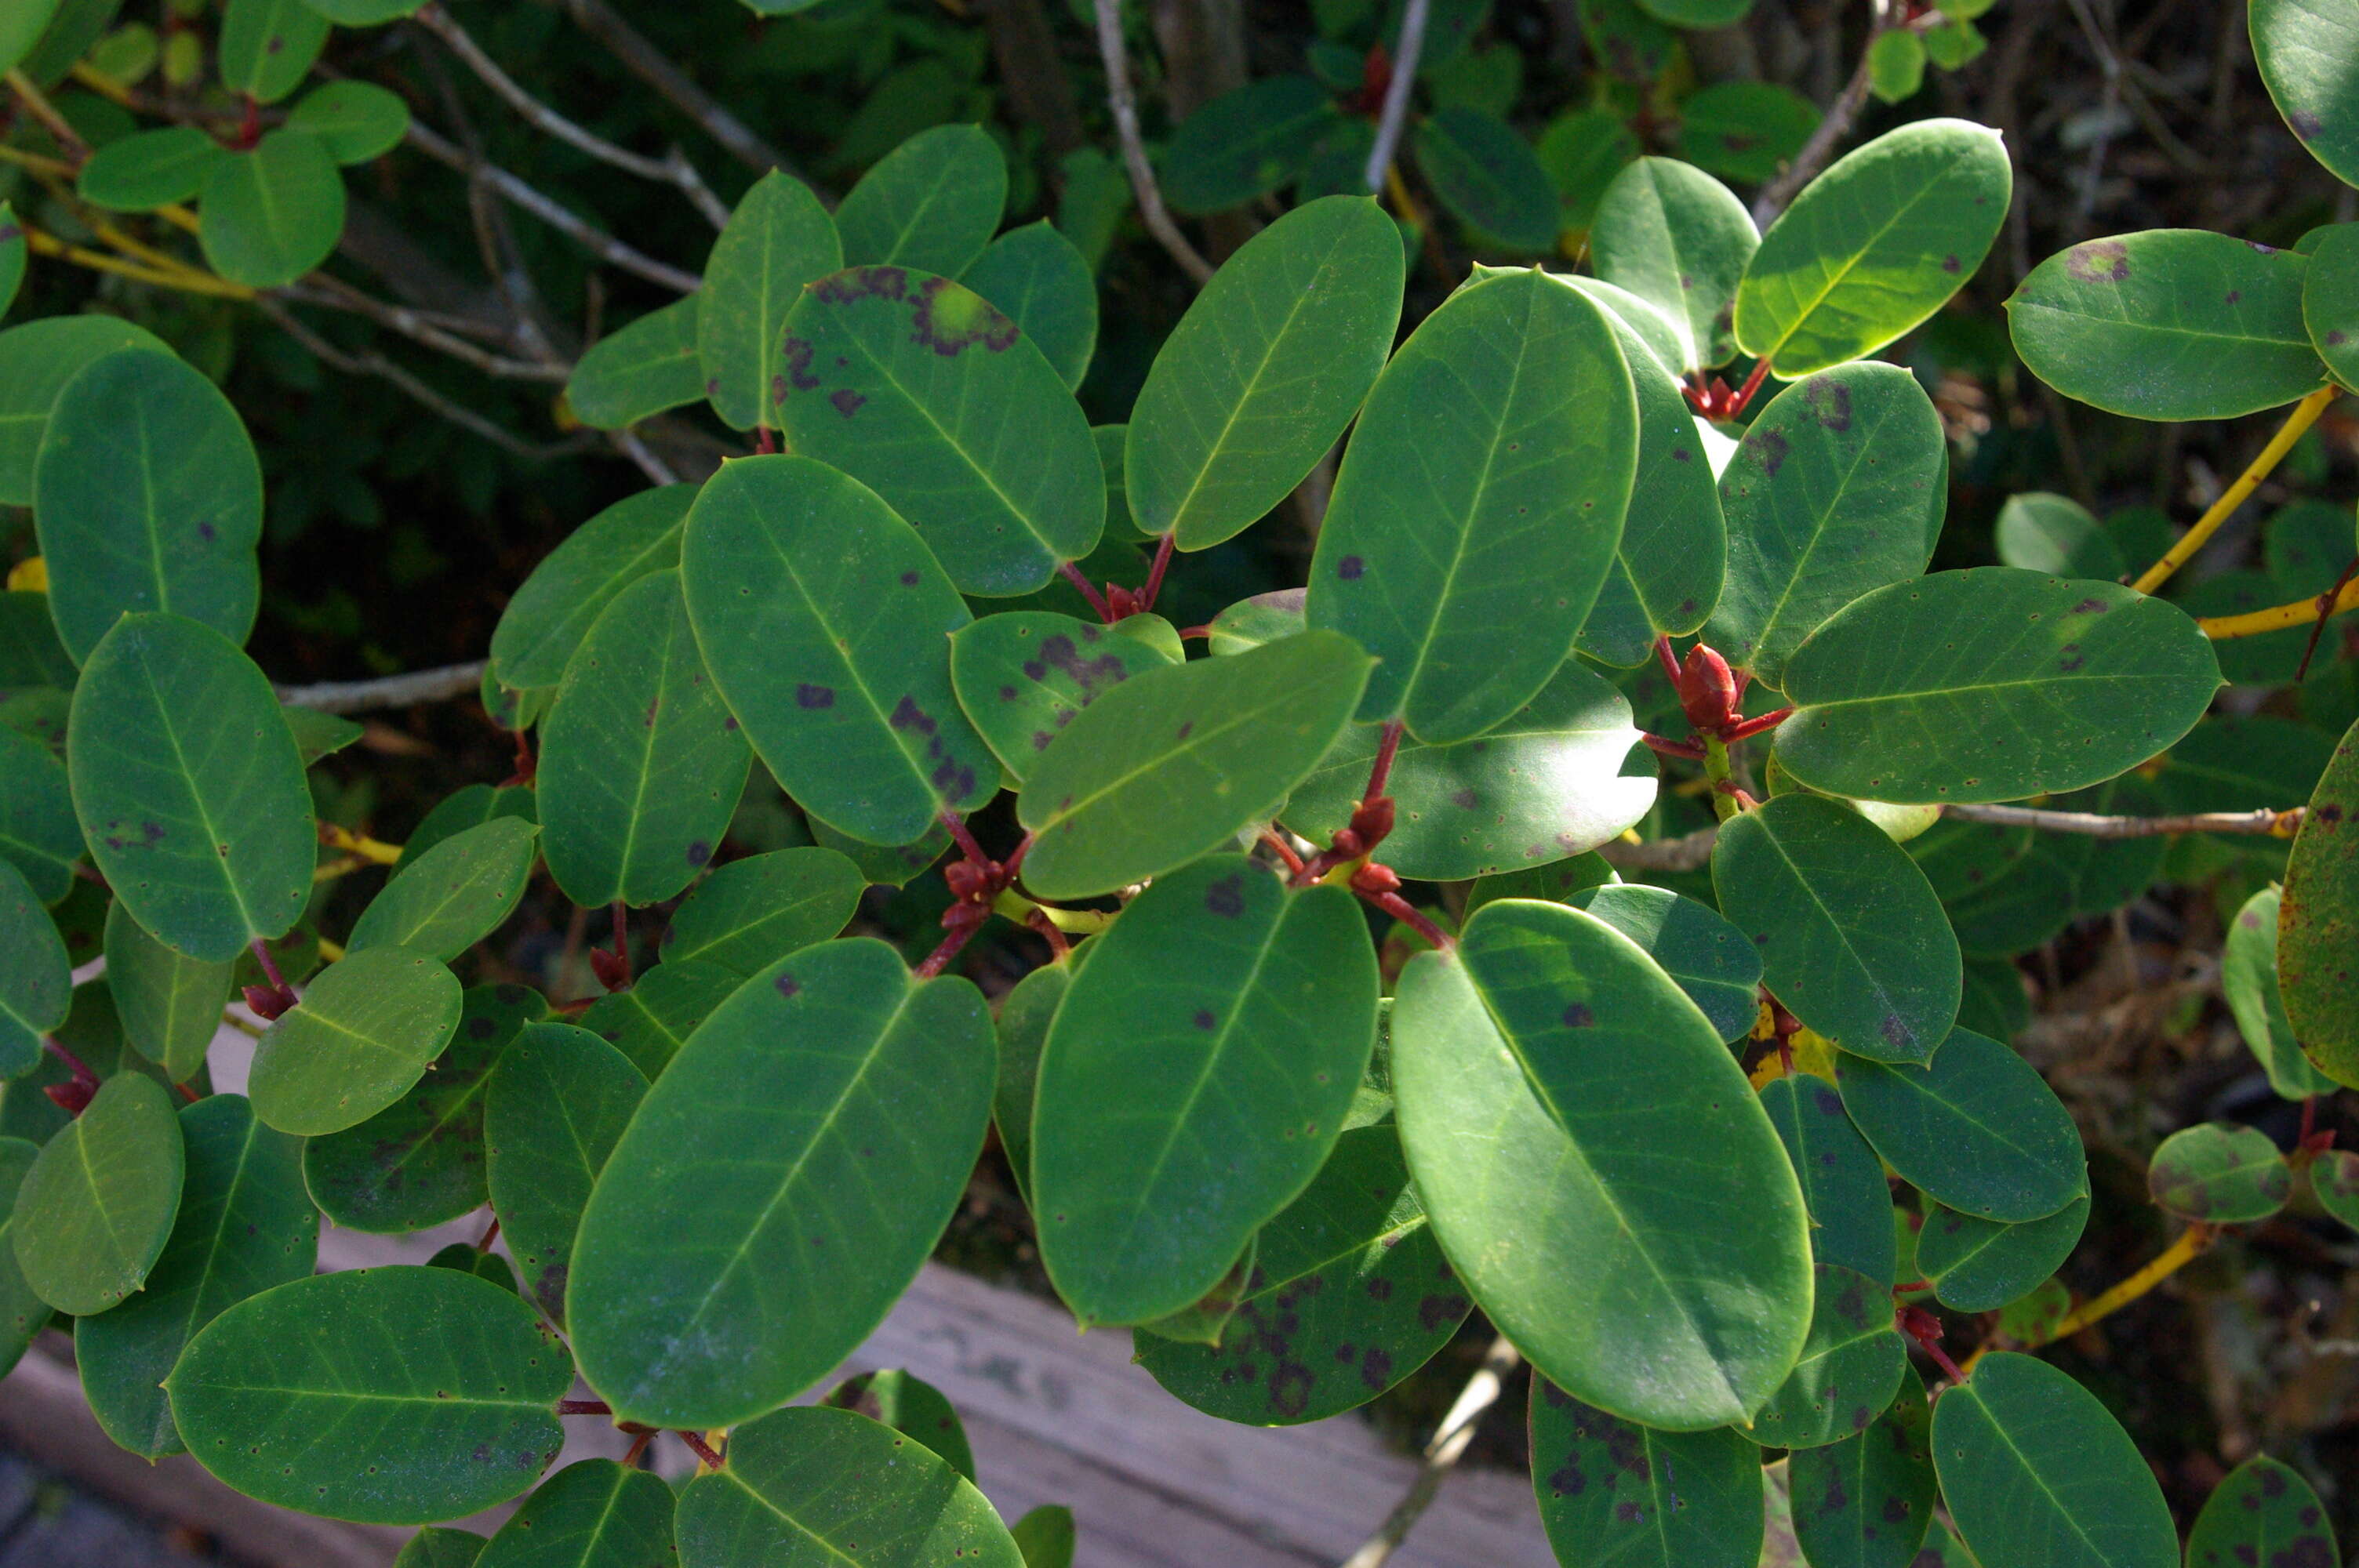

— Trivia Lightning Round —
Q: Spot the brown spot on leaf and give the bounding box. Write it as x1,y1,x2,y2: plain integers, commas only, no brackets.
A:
2065,241,2132,282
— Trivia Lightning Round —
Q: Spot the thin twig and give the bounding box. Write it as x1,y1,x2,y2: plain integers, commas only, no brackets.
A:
279,277,572,381
404,119,702,292
277,660,490,714
1090,0,1214,284
1362,0,1430,193
6,69,89,162
1750,18,1879,226
1337,1336,1521,1568
412,4,731,229
2132,384,2339,593
537,0,806,183
1943,801,2303,837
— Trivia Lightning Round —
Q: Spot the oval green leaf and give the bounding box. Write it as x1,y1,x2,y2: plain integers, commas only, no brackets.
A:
1761,1073,1898,1283
168,1265,569,1523
1915,1192,2088,1313
1590,157,1758,372
0,315,169,506
821,1367,975,1480
1837,1028,2085,1222
68,614,311,962
1413,106,1561,253
960,220,1098,390
1394,899,1812,1428
949,611,1180,784
1713,793,1961,1063
105,900,229,1083
569,938,993,1428
575,956,736,1080
0,724,80,901
1995,492,2126,580
834,123,1006,277
12,1072,182,1315
484,1021,645,1323
2187,1456,2337,1568
1033,855,1378,1326
564,297,703,431
0,862,67,1073
216,0,326,101
1701,361,1947,686
2253,0,2359,185
1128,196,1405,550
657,846,862,975
1745,1261,1906,1449
696,170,841,431
286,81,411,165
248,946,463,1136
2223,885,2337,1099
1787,1367,1936,1568
348,818,540,964
1773,569,2222,804
1161,76,1336,215
1307,267,1637,742
477,1458,675,1568
1016,630,1372,899
198,129,346,289
76,125,226,211
1529,1377,1765,1568
773,264,1101,596
490,485,695,692
2280,717,2359,1083
681,455,996,846
2147,1122,2292,1223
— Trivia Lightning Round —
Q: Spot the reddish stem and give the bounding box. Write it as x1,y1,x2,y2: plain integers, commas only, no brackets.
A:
1654,633,1683,686
476,1215,501,1254
1641,732,1707,761
1260,829,1307,875
558,1399,611,1416
1141,532,1176,612
2297,554,2359,681
754,426,777,455
1059,561,1114,621
1720,706,1794,743
1176,625,1212,641
914,920,983,980
676,1430,725,1468
621,1429,655,1468
1001,830,1034,880
1364,719,1405,804
249,937,291,997
1369,890,1452,951
1724,357,1773,419
1024,909,1070,959
941,808,990,868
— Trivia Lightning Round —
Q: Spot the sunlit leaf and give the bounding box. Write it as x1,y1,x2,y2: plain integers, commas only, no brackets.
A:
1994,492,2126,581
2252,0,2359,188
1529,1377,1765,1567
949,612,1180,784
1591,158,1757,371
2223,885,2337,1098
249,946,463,1137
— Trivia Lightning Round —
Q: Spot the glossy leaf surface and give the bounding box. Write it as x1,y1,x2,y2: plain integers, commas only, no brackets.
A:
13,1073,182,1315
697,171,841,430
570,939,992,1428
1307,268,1637,742
249,946,463,1137
1838,1029,2084,1221
490,485,695,692
1916,1192,2088,1312
1761,1073,1897,1283
681,456,996,845
2255,0,2359,187
833,123,1005,276
1714,793,1959,1063
1394,900,1812,1428
1703,363,1947,685
1529,1377,1765,1568
1590,158,1757,372
1775,570,2221,804
1995,492,2125,579
949,611,1179,783
1560,883,1757,1041
484,1022,645,1323
169,1266,569,1524
348,818,540,964
68,614,311,961
1127,197,1404,550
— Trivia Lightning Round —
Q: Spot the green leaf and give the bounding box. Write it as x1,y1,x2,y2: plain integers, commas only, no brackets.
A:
75,1094,314,1458
1576,0,1674,84
681,455,995,845
1932,1352,2178,1568
569,938,992,1428
0,866,67,1074
0,1137,48,1377
2187,1456,2337,1568
2265,496,2356,598
398,785,536,873
1734,119,2010,376
295,0,424,22
11,1073,181,1315
1915,1192,2088,1312
2253,0,2359,187
1136,1123,1467,1423
349,818,540,964
1034,855,1377,1325
1677,83,1821,185
2008,231,2324,420
75,126,226,210
484,1022,645,1323
540,570,749,908
286,81,410,164
397,1530,488,1568
476,1458,675,1568
0,315,168,506
2224,886,2337,1098
1774,570,2222,804
217,0,327,101
575,957,736,1080
822,1367,975,1481
284,706,363,766
1713,793,1960,1063
1009,1507,1076,1568
2158,715,2335,818
1307,269,1637,742
1394,899,1812,1427
1206,588,1305,655
0,204,22,322
697,170,841,431
1631,0,1750,29
1746,1261,1905,1448
0,724,79,901
198,129,346,288
2147,1122,2292,1222
1529,1377,1765,1567
1591,158,1757,372
2306,220,2359,391
105,901,228,1083
772,265,1102,596
1016,630,1372,899
249,946,463,1136
674,1405,1023,1568
2314,1149,2359,1232
989,959,1062,1212
2279,718,2359,1083
1159,76,1337,215
1787,1367,1936,1568
1128,197,1404,550
832,123,1005,276
1092,423,1146,541
168,1265,569,1523
490,485,694,691
1575,296,1728,666
1866,28,1927,102
1995,492,2126,580
1536,109,1639,237
34,347,262,662
1414,106,1561,253
1701,362,1947,686
1285,664,1656,881
0,0,60,74
1761,1073,1897,1283
1837,1028,2084,1221
960,220,1097,391
656,847,860,975
563,299,703,431
68,614,311,962
302,985,546,1234
949,611,1180,783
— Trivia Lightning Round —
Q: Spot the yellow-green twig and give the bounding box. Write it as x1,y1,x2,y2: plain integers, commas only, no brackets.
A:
2132,385,2339,593
2201,572,2359,640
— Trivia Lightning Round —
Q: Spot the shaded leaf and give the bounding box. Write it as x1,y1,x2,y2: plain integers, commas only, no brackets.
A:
75,125,225,210
658,847,861,975
285,81,410,165
822,1368,975,1482
1563,883,1757,1041
1206,588,1306,655
1009,1507,1075,1568
398,785,537,873
961,221,1098,390
564,299,702,432
1915,1192,2088,1313
12,1073,181,1315
1995,492,2126,580
1677,83,1820,185
2186,1455,2337,1568
1761,1073,1898,1283
1787,1367,1936,1568
484,1022,645,1324
349,818,540,964
2276,716,2359,1083
0,724,79,901
198,130,346,288
833,123,1005,276
476,1458,676,1568
249,946,463,1137
0,315,168,506
490,485,695,692
396,1530,487,1568
1745,1262,1906,1449
1161,77,1336,215
2148,1122,2292,1223
949,612,1180,783
1837,1028,2085,1221
574,957,736,1080
0,1138,47,1379
216,0,327,101
697,170,840,431
1414,106,1561,252
105,900,228,1083
2223,885,2337,1099
1528,1377,1765,1567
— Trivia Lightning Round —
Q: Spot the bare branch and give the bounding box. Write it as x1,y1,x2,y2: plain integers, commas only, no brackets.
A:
1090,0,1216,285
405,119,703,292
412,4,732,229
611,427,681,486
1943,801,2303,838
1750,11,1881,227
1362,0,1429,192
277,661,490,714
1337,1337,1522,1568
278,277,572,382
